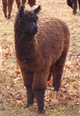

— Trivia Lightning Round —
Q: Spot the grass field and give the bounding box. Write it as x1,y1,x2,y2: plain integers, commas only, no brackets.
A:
0,0,80,116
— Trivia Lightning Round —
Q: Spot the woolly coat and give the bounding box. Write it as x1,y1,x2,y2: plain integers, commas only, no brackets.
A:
14,16,70,90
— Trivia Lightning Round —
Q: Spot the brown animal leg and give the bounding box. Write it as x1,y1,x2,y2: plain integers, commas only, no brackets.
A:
78,0,80,10
25,88,34,108
53,54,67,91
67,0,73,8
28,0,36,7
33,71,48,114
22,0,26,6
15,0,20,8
72,0,77,14
21,70,34,107
2,0,7,18
8,0,14,19
34,90,45,114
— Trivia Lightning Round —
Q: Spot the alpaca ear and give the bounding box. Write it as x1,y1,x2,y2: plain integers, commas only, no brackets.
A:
18,6,24,17
34,5,41,14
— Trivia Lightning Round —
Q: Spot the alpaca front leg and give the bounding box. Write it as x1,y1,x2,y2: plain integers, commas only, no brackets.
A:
2,0,7,18
22,0,26,6
8,0,14,18
25,87,34,108
34,89,45,114
33,71,48,114
15,0,20,9
21,70,34,107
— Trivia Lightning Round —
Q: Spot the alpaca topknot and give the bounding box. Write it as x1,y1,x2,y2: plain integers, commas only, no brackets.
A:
14,6,70,114
17,5,41,18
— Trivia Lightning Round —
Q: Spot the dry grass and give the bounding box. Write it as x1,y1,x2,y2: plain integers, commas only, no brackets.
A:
0,0,80,116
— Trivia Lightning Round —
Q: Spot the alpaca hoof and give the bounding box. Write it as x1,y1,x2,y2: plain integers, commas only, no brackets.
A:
54,83,60,91
7,15,11,19
38,109,45,114
24,103,33,108
54,87,59,91
5,15,7,18
73,11,76,15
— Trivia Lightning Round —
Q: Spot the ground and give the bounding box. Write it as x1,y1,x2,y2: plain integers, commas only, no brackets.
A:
0,0,80,116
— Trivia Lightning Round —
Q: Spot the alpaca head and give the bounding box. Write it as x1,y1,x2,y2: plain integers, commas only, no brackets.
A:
15,6,41,39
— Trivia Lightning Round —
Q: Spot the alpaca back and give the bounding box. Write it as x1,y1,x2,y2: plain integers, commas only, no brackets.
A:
36,17,70,62
14,6,70,114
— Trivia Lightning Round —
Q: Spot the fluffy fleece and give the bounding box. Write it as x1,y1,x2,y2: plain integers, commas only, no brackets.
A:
14,6,70,114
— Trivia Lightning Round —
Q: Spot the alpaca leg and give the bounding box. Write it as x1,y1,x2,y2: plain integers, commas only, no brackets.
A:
22,0,26,6
33,71,48,114
26,87,34,107
28,0,36,7
15,0,20,8
2,0,7,18
34,89,45,114
78,0,80,10
67,0,73,8
53,54,67,91
8,0,14,18
72,0,77,14
21,70,34,107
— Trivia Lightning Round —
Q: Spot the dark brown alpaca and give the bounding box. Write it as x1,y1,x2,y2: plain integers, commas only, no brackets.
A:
2,0,36,18
67,0,80,14
14,6,70,114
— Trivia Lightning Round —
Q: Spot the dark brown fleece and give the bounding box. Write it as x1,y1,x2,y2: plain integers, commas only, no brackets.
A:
14,6,70,113
14,15,70,90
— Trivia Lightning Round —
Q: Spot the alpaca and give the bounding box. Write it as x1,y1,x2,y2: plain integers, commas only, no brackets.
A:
16,0,36,8
2,0,36,18
14,6,70,114
28,0,36,7
67,0,80,14
2,0,14,18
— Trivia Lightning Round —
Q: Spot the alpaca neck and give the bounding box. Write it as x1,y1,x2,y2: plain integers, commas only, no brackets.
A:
15,34,37,63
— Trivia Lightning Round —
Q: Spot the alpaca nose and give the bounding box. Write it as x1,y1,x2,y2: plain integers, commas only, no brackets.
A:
32,23,37,29
30,22,37,34
32,23,37,32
